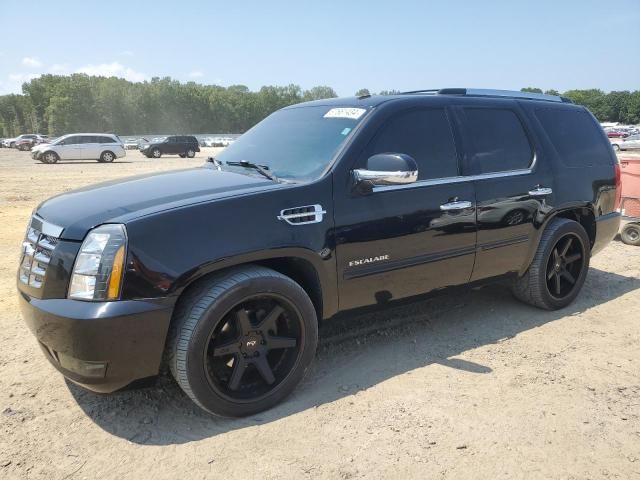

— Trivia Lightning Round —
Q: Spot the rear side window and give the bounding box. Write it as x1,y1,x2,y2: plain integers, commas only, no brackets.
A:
535,108,613,167
463,108,533,174
367,108,459,180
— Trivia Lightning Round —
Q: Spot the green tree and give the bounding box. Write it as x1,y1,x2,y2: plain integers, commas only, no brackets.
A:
355,88,371,97
521,87,543,93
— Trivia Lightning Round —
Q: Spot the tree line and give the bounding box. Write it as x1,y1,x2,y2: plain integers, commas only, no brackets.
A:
0,75,638,138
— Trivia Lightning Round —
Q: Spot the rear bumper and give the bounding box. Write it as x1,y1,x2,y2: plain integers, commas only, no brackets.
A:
592,211,621,256
18,291,175,393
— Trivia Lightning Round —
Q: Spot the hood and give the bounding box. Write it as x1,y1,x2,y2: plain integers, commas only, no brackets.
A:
36,166,281,240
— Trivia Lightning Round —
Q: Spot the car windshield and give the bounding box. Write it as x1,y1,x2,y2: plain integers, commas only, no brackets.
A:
215,105,368,181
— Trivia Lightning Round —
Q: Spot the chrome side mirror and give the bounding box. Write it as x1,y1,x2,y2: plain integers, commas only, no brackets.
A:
353,153,418,192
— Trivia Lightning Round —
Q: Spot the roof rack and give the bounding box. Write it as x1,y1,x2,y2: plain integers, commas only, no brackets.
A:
400,88,573,103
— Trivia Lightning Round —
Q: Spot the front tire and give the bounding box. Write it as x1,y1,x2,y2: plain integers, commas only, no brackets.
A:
168,266,318,417
151,148,162,158
621,223,640,246
613,144,621,152
41,151,59,164
512,218,590,310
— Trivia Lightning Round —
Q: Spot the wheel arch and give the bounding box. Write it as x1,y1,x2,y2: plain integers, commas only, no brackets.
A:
170,249,337,322
520,205,596,276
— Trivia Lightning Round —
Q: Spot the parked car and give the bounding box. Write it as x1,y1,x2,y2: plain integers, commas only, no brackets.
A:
30,133,125,163
607,131,629,138
15,134,48,151
611,134,640,152
17,88,620,417
139,135,200,158
123,137,149,150
2,137,17,148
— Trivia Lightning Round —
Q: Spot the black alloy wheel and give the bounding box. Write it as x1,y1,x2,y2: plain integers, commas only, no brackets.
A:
545,233,585,299
205,295,301,401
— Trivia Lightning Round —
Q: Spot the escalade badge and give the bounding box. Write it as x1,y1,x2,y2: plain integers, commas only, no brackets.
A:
348,255,390,268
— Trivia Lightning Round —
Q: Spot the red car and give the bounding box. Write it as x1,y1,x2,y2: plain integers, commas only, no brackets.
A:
14,134,49,151
607,131,629,138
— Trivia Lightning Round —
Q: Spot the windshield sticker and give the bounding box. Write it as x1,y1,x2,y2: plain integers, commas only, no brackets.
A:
324,108,366,120
341,127,352,136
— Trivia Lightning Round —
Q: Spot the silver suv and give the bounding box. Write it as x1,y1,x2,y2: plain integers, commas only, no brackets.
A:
31,133,126,164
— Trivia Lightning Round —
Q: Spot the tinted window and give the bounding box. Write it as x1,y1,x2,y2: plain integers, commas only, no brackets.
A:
98,136,114,144
463,108,533,173
367,109,459,180
535,108,612,166
167,137,178,143
63,136,80,145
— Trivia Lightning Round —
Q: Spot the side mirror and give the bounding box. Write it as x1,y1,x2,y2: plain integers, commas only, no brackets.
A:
353,153,418,193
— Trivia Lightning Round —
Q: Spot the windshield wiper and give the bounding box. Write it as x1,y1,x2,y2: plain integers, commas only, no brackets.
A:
226,160,277,181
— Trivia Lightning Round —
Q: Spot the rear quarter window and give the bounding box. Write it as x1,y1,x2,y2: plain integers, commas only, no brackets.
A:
534,107,612,167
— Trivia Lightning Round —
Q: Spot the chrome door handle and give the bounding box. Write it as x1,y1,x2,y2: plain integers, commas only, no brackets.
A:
440,200,473,211
528,187,553,197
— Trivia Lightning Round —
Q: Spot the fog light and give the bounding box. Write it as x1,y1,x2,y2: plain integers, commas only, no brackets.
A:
57,353,108,378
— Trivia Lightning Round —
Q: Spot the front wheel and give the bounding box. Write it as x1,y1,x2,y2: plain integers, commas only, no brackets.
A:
151,148,162,158
512,218,590,310
41,151,59,164
613,144,621,152
621,223,640,246
167,266,318,417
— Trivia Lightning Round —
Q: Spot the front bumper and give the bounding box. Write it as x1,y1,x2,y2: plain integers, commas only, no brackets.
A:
592,211,621,256
19,291,175,392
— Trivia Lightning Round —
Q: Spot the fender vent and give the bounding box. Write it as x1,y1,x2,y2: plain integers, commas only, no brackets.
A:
277,204,326,225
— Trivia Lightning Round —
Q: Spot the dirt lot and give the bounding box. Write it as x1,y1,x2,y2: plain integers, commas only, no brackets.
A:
0,147,639,480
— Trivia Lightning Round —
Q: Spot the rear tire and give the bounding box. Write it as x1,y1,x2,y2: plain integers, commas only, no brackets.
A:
186,149,195,158
621,223,640,246
512,218,590,310
167,265,318,417
99,151,115,163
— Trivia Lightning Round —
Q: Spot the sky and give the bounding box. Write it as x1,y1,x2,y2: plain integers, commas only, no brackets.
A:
0,0,638,96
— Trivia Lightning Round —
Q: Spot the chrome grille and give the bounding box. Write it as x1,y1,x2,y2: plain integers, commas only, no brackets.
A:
18,223,60,289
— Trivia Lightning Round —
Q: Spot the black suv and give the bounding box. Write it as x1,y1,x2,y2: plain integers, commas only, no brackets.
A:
139,135,200,158
17,89,621,417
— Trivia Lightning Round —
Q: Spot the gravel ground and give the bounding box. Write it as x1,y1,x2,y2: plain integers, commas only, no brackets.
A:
0,147,639,479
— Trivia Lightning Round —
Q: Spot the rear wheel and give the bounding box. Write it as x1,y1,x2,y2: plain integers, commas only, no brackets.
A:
99,151,115,163
621,223,640,246
186,148,196,158
41,151,59,164
512,218,590,310
168,266,318,417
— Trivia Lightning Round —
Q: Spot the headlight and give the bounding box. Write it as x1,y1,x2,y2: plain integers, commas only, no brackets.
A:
69,224,127,301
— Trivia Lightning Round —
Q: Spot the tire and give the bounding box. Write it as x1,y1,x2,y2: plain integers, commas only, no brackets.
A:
512,218,590,310
613,144,621,152
99,151,115,163
621,223,640,246
186,149,195,158
167,265,318,417
151,148,162,158
41,151,59,164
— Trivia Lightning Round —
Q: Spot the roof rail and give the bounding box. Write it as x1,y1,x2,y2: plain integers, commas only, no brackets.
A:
400,88,572,103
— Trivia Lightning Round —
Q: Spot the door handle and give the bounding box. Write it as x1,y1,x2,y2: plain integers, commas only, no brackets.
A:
528,187,553,197
440,200,473,211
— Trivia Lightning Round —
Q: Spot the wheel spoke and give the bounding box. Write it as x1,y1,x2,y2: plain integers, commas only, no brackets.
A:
212,340,240,357
546,264,556,280
554,273,561,295
258,305,284,332
253,355,275,385
560,269,576,285
560,237,573,257
268,335,297,350
564,253,581,264
228,357,247,390
236,309,253,336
